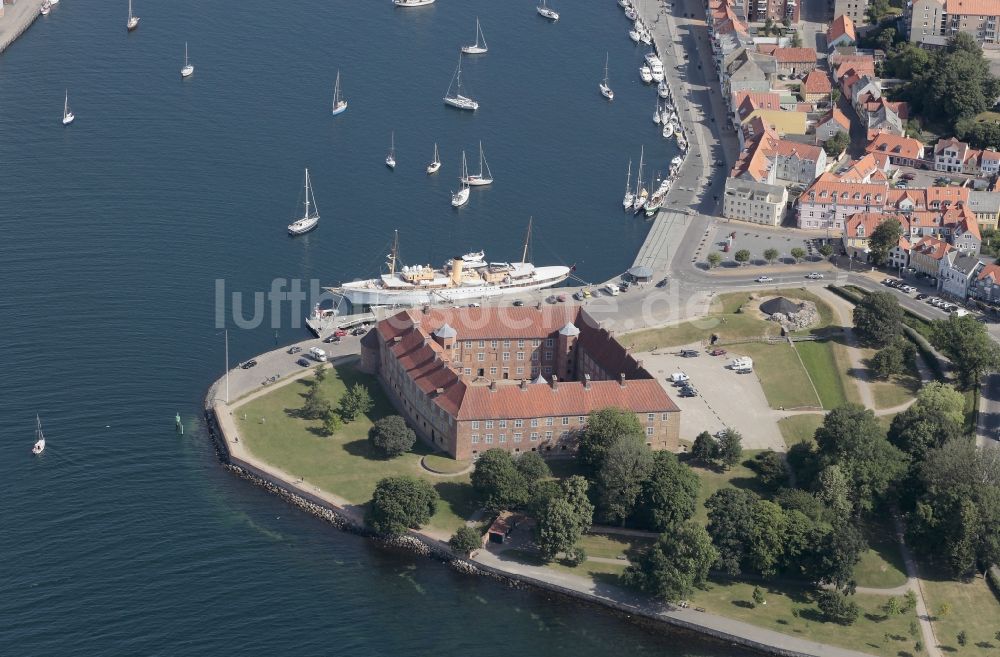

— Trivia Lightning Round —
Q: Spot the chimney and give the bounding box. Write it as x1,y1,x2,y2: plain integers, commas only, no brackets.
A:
584,374,591,390
435,387,444,396
619,373,626,387
520,379,528,391
636,360,643,369
551,375,559,390
393,336,402,343
489,379,497,392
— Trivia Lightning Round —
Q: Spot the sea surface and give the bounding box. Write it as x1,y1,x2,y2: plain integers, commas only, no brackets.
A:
0,1,746,655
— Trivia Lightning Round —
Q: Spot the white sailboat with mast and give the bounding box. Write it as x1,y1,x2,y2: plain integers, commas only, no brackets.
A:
461,18,488,54
622,159,634,211
452,151,470,207
287,168,320,236
426,143,441,174
444,54,479,111
331,70,347,116
537,0,559,20
386,131,396,169
461,141,493,186
632,146,647,212
62,90,75,125
127,0,140,31
599,53,614,100
32,415,45,455
181,42,194,78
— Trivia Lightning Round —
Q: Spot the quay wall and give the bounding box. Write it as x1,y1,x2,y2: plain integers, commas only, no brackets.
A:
0,0,44,55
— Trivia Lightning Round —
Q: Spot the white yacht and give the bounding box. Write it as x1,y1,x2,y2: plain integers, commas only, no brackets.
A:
287,168,320,236
127,0,140,31
622,159,635,211
658,81,670,98
537,0,559,20
640,30,653,45
639,65,653,84
386,131,396,169
181,42,194,78
32,415,45,455
62,90,75,126
461,142,493,186
618,0,632,8
40,1,51,16
426,143,441,174
662,122,675,139
331,70,347,116
443,54,479,111
628,28,641,43
451,152,470,207
461,18,488,54
599,53,614,100
393,0,435,6
625,7,638,20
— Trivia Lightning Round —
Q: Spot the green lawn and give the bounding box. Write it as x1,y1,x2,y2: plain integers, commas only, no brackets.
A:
855,519,908,590
422,454,471,474
737,343,822,410
795,340,850,409
578,533,655,560
690,579,920,657
777,414,824,449
236,363,476,535
922,570,1000,656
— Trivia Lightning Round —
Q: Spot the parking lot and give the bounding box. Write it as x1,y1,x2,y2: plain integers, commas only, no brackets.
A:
639,345,786,452
707,224,835,267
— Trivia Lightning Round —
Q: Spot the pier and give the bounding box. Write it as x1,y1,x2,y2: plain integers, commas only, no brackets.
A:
0,0,45,55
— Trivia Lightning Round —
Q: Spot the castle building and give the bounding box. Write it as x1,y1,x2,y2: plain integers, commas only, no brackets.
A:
360,306,680,460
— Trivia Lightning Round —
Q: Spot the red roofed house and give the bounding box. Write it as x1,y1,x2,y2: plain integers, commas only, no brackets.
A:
797,172,889,230
827,15,857,50
800,69,832,102
865,133,925,169
772,47,818,76
842,212,912,267
360,307,681,460
909,236,953,278
969,263,1000,305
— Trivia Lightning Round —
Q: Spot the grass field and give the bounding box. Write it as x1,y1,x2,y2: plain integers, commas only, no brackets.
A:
777,414,824,449
578,533,655,560
922,570,1000,656
739,343,822,410
855,520,908,590
236,363,476,535
795,340,850,409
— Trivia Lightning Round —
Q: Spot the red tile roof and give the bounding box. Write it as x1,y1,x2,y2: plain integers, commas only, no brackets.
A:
846,211,910,237
977,263,1000,282
773,47,818,64
946,0,1000,15
865,133,924,161
912,236,953,261
817,107,851,131
802,69,832,94
828,15,857,44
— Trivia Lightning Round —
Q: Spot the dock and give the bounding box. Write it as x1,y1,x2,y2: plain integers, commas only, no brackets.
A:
0,0,45,55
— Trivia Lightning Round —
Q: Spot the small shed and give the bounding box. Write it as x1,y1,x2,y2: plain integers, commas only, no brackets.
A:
759,296,803,316
486,511,522,544
626,265,654,282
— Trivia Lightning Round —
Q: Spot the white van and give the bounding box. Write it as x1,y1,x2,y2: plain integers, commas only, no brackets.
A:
730,356,753,372
309,347,328,362
951,308,969,318
671,372,690,384
605,284,620,296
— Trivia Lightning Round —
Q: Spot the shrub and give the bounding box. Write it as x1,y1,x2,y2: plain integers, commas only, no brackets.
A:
368,415,416,458
817,590,860,625
449,526,482,556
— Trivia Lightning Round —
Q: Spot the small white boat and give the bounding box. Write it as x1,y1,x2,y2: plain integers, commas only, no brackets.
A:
32,415,45,455
386,131,396,169
181,42,194,78
537,0,559,20
61,90,75,126
461,18,488,54
452,151,470,207
40,1,51,15
628,29,641,43
50,0,59,4
662,122,674,139
618,0,631,8
393,0,435,6
651,67,664,82
443,54,479,111
671,155,684,168
653,101,661,124
622,159,635,211
331,70,348,116
625,7,638,20
461,141,493,186
426,142,441,174
287,168,320,236
127,0,140,31
658,81,670,98
640,30,653,45
639,65,653,84
599,53,614,100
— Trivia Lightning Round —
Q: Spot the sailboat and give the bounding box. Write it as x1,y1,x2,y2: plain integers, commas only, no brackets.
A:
662,121,675,139
287,168,320,236
181,42,194,78
622,160,635,211
632,146,647,212
426,143,441,174
386,131,396,169
537,0,559,20
599,53,614,100
451,151,470,207
653,100,661,125
40,1,50,16
331,70,348,116
461,141,493,186
32,415,45,455
658,80,670,99
393,0,435,6
62,90,75,125
127,0,140,31
461,18,488,54
443,54,479,111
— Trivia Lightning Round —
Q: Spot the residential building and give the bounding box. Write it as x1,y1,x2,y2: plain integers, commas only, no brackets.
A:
865,133,925,169
908,0,950,46
800,69,833,102
909,235,953,277
797,172,890,230
932,137,1000,175
814,107,852,144
908,0,1000,47
968,189,1000,229
834,0,869,26
939,252,983,298
359,307,681,460
969,263,1000,304
723,177,790,225
732,119,828,184
732,91,782,129
750,0,799,24
827,15,858,50
842,212,912,266
772,47,819,76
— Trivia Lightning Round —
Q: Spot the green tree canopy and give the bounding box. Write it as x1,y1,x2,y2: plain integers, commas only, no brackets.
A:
471,449,529,513
338,383,373,422
869,219,904,266
515,451,552,483
817,589,861,625
706,488,759,576
623,521,718,601
749,500,789,577
823,131,849,157
596,435,654,525
635,451,700,531
449,526,482,556
691,431,718,463
365,476,439,536
734,249,751,265
931,314,1000,389
368,415,416,458
579,407,644,473
853,292,903,347
716,428,744,470
888,382,965,460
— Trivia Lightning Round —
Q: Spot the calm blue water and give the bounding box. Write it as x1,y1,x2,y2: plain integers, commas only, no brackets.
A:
0,1,742,655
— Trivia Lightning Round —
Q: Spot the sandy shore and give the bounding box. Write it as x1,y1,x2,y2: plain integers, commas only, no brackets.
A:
0,0,46,55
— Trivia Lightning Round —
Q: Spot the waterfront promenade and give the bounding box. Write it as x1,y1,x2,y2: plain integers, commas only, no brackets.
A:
0,0,44,54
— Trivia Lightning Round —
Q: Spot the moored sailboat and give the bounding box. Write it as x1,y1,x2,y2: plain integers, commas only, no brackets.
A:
127,0,140,31
622,159,635,211
451,151,470,207
181,42,194,78
537,0,559,20
287,168,320,236
461,141,493,186
443,54,479,111
426,143,441,174
461,18,488,54
331,70,348,116
386,131,397,169
32,415,45,455
599,53,614,101
62,90,75,125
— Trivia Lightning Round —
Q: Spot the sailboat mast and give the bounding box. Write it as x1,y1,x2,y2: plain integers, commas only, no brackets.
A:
389,230,399,276
303,169,311,218
636,146,644,196
625,159,631,193
520,218,532,264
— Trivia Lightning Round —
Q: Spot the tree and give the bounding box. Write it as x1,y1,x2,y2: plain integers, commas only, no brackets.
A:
749,500,788,577
810,520,868,588
819,243,834,258
322,410,342,437
707,251,722,269
365,476,439,536
302,384,332,420
790,31,802,48
706,488,759,575
597,435,654,525
313,364,327,384
338,383,373,422
691,431,718,463
875,26,897,53
854,291,904,347
368,415,416,458
752,586,766,607
817,590,861,625
824,131,849,157
623,521,718,601
888,382,965,460
831,88,842,104
817,465,853,521
884,596,902,617
931,314,1000,389
579,407,644,473
904,590,918,613
763,248,779,264
526,478,562,519
560,475,595,530
734,249,751,266
957,630,968,646
869,219,905,266
866,0,891,24
776,487,825,521
449,526,482,556
471,449,529,513
790,247,806,263
535,498,585,560
635,451,700,531
515,451,551,483
750,450,789,490
716,428,743,470
870,342,905,379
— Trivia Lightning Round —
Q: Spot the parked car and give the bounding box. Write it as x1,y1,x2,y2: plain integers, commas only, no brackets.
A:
557,294,567,303
656,277,669,288
670,372,690,384
679,349,700,358
573,292,584,301
297,357,311,367
916,293,928,300
755,276,774,283
805,272,824,279
679,388,698,398
287,346,302,355
323,334,339,343
334,329,348,337
546,295,558,304
351,327,367,336
240,359,258,369
708,348,727,356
